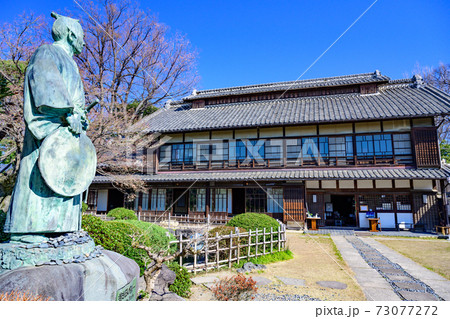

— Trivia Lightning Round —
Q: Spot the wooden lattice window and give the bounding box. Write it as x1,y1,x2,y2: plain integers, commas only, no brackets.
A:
412,128,440,167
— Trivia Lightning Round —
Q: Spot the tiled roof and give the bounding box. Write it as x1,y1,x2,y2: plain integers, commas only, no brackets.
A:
92,167,450,183
184,71,389,100
138,81,450,133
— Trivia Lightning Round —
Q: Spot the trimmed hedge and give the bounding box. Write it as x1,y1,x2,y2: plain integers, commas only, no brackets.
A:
82,202,88,213
0,210,10,243
167,262,191,298
107,207,137,220
81,215,175,275
226,213,280,233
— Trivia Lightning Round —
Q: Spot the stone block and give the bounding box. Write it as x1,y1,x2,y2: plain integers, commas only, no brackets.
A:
0,249,139,301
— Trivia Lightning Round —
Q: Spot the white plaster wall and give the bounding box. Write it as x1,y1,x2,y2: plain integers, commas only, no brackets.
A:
211,130,233,140
413,180,433,191
357,180,374,189
235,129,257,139
285,125,317,137
375,180,393,188
321,180,337,189
339,180,354,189
260,127,283,138
395,180,410,188
185,131,210,142
319,123,352,135
164,133,183,143
359,213,370,228
383,119,411,132
306,181,320,189
378,213,396,228
355,121,381,133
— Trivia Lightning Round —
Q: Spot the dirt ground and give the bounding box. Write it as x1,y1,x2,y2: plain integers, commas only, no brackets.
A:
189,232,366,301
375,237,450,280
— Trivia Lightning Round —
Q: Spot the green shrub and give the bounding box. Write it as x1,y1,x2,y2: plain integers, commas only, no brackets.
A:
227,213,280,233
82,202,88,213
121,220,176,254
0,210,10,243
81,215,175,275
107,207,137,220
233,249,294,269
167,262,191,298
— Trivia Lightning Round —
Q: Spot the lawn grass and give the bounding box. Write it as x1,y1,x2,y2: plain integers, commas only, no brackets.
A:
233,249,294,268
376,238,450,280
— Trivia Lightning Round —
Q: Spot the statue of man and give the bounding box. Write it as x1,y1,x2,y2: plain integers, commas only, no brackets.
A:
4,13,93,243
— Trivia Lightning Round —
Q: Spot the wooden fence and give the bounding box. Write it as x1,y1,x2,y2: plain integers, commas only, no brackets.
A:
170,225,287,274
139,213,231,225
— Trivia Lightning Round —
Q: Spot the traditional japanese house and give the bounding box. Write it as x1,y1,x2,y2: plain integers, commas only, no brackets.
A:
88,71,450,231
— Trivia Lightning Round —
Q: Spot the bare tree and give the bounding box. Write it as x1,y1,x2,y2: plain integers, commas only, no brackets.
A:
0,1,199,199
72,0,199,199
0,12,47,193
413,62,450,141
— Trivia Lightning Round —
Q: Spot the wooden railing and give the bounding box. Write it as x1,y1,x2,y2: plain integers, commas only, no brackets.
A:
159,155,405,171
171,225,287,274
139,212,231,225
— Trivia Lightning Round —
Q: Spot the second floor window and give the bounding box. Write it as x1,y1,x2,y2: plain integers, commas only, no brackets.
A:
171,144,184,164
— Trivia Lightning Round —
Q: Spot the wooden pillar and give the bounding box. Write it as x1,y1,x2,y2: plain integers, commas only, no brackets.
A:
206,187,211,218
440,179,449,225
138,192,142,214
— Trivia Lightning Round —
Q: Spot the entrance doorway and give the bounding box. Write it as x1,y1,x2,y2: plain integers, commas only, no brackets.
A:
232,188,246,215
108,188,124,211
329,195,356,227
173,188,188,215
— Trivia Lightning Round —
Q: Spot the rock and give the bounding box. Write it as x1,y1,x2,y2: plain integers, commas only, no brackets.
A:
276,276,306,286
316,281,347,290
149,293,163,301
0,250,139,301
251,276,272,286
238,262,266,273
151,262,176,295
162,292,185,301
191,276,219,285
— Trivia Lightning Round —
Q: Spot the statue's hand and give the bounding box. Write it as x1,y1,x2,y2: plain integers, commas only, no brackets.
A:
66,113,83,135
74,109,89,131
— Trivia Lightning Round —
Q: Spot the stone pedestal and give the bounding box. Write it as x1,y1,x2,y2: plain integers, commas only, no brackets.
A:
0,249,139,301
0,231,100,273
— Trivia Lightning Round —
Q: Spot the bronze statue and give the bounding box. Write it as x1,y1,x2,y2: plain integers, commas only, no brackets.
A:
4,13,96,243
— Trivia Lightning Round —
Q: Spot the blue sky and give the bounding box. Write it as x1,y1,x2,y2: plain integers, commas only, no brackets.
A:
1,0,449,90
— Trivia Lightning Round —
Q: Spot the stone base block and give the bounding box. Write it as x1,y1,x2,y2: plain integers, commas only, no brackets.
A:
0,250,139,301
0,231,100,273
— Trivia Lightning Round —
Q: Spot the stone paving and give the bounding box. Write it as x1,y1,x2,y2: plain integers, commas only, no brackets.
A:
343,236,444,301
316,281,347,290
275,276,305,286
306,228,440,238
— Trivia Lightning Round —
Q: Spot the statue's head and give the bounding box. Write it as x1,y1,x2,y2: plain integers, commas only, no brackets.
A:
51,12,85,55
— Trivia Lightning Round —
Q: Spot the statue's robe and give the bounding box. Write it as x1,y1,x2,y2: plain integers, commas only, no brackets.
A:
4,44,85,234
